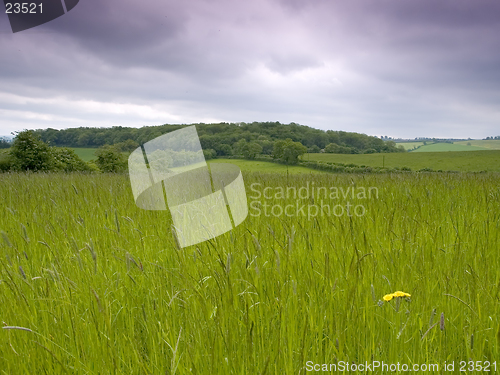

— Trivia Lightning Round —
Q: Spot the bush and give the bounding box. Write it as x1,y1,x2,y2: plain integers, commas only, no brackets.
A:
85,160,101,172
203,149,217,160
9,130,53,171
51,147,92,172
324,143,357,154
272,139,307,164
95,146,127,172
114,139,140,153
0,151,14,172
216,144,232,156
308,145,321,153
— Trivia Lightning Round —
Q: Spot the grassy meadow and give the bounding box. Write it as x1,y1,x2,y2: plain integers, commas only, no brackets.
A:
304,150,500,172
396,140,500,152
395,142,426,151
209,159,325,174
70,148,98,162
454,140,500,150
410,143,487,152
67,146,500,173
0,171,499,373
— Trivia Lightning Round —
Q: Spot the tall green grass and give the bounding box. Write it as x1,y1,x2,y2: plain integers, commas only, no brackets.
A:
0,172,499,373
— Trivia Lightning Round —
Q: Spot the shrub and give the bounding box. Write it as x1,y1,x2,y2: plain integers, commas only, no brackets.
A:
308,145,321,153
95,146,127,172
272,139,307,164
114,139,140,153
0,151,14,172
51,147,92,172
9,130,52,171
203,149,217,160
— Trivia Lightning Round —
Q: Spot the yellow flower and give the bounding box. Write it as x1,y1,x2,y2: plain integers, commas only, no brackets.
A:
393,291,411,298
382,291,411,302
383,294,394,302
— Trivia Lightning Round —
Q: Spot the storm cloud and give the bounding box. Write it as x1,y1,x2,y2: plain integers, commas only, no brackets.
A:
1,0,499,138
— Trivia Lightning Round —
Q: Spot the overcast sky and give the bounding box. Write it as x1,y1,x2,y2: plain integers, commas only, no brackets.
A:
1,0,499,139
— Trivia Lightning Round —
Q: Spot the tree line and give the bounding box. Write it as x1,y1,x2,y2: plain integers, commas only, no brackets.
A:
0,130,127,173
0,138,10,149
32,122,405,155
1,123,406,173
0,130,309,172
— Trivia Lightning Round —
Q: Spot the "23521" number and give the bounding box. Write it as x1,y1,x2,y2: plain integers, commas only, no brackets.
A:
5,3,42,14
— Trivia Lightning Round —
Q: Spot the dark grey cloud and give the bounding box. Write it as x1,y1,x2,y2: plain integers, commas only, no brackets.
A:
0,0,499,138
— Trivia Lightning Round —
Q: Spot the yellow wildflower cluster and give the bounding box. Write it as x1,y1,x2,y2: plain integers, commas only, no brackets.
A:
383,291,411,302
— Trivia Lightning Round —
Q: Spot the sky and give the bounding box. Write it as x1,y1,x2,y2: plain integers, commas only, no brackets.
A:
1,0,499,139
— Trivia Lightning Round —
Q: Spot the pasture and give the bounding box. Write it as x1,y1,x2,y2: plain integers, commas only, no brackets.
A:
410,143,487,152
396,140,500,152
209,159,325,174
69,148,98,162
395,142,426,151
0,171,499,373
454,140,500,150
304,150,500,172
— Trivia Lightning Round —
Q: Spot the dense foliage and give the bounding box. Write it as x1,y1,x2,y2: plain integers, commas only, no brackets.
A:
0,138,10,149
9,130,54,171
33,122,405,155
95,145,127,173
3,131,95,172
273,138,308,164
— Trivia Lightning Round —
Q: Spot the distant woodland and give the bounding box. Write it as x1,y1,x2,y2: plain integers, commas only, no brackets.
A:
33,122,405,155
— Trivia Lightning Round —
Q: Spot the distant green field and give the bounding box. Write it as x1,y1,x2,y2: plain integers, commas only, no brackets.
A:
66,147,500,173
397,140,500,152
209,158,325,174
411,143,487,152
396,142,425,150
69,148,97,161
454,139,500,150
304,150,500,172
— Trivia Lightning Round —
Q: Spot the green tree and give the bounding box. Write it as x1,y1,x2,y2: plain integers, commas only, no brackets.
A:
273,138,307,164
324,143,340,153
272,140,286,160
216,144,232,156
308,145,320,153
243,142,262,159
282,140,307,164
10,130,53,171
203,149,217,160
77,133,91,147
258,140,274,155
95,146,127,172
0,138,10,149
324,143,357,154
51,148,91,172
233,139,248,156
0,151,14,171
114,139,140,153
